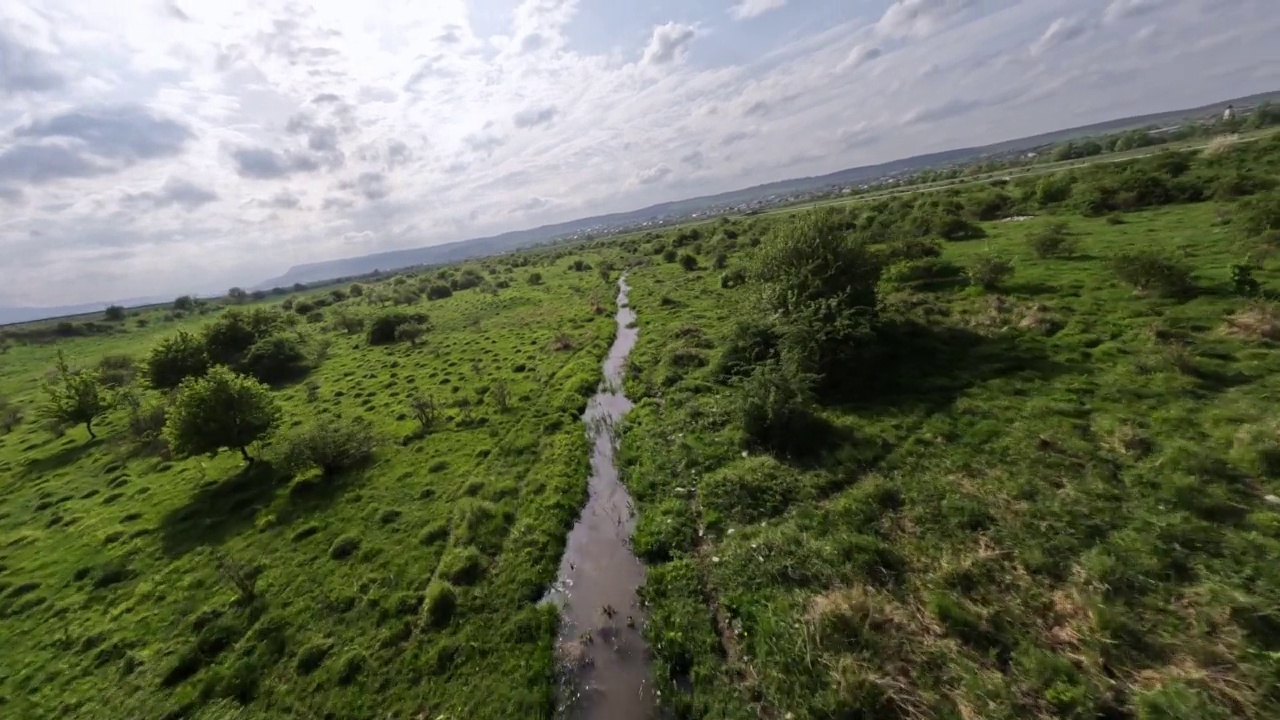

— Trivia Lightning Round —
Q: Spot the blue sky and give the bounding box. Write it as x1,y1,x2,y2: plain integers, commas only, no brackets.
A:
1,0,1278,305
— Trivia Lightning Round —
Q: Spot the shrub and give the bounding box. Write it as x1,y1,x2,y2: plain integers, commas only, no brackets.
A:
881,258,965,290
423,581,458,627
295,641,332,674
1111,252,1195,297
712,252,728,269
97,354,137,388
395,322,429,347
662,248,678,263
42,352,108,440
678,253,698,271
347,283,365,297
738,361,821,455
277,417,380,477
0,396,22,435
967,254,1015,291
173,295,196,312
1230,423,1280,478
438,546,485,585
426,283,453,300
719,269,747,289
164,367,281,462
408,394,441,432
1026,222,1078,258
367,311,420,345
202,308,286,366
880,237,943,265
103,305,126,322
1231,263,1261,296
147,331,209,390
1237,192,1280,238
240,334,310,384
713,319,780,381
700,456,811,527
527,272,544,285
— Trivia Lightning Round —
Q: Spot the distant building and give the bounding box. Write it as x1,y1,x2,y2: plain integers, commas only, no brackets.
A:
1224,104,1237,122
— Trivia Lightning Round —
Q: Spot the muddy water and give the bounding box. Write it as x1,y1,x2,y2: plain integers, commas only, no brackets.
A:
547,275,656,719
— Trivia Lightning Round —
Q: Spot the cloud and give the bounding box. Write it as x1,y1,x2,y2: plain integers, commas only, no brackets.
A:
0,144,105,184
680,150,705,169
635,164,673,185
355,172,389,200
1103,0,1160,24
230,147,322,179
642,23,696,65
904,97,982,125
876,0,980,39
265,190,301,209
841,44,883,71
0,186,24,204
16,105,194,161
513,106,559,128
0,30,64,92
312,93,342,104
124,177,218,210
730,0,787,21
465,133,506,156
1030,17,1094,56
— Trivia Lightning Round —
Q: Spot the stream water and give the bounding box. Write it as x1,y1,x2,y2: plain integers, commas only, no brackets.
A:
547,275,656,719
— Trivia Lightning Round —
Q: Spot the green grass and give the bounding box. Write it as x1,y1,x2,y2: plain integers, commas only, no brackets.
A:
0,255,618,717
619,200,1280,718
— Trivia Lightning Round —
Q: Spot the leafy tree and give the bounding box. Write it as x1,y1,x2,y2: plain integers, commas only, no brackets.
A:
173,295,196,312
1237,192,1280,238
1111,252,1195,298
347,283,365,297
661,248,678,263
97,354,138,388
148,331,210,390
104,305,126,322
967,254,1016,291
678,253,698,271
426,284,453,300
527,272,544,286
202,308,286,366
42,352,109,440
227,287,249,303
1027,222,1078,259
368,311,427,345
164,367,281,462
408,394,441,432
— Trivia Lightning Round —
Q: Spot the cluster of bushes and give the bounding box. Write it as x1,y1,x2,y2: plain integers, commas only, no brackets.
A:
148,308,312,389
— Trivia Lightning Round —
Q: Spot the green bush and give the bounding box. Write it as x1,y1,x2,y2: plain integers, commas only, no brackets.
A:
164,367,281,462
367,311,425,345
438,546,485,585
328,535,360,560
1230,423,1280,478
426,284,453,300
1111,252,1195,297
967,254,1015,291
423,581,457,627
738,361,822,455
880,237,943,265
41,352,108,440
147,331,209,390
295,640,332,674
881,258,965,289
276,416,380,477
712,319,779,381
103,305,126,322
202,308,287,366
240,334,310,384
96,354,137,388
700,456,812,527
1026,222,1079,258
678,253,698,271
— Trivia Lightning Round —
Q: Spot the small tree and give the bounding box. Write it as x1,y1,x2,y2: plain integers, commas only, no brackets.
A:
164,367,281,462
147,331,210,390
527,272,544,286
240,334,310,384
1026,222,1079,259
173,295,196,312
408,394,441,432
678,253,698,271
489,379,510,412
104,305,127,322
967,254,1016,291
42,352,108,440
227,287,249,304
426,284,453,300
276,417,379,477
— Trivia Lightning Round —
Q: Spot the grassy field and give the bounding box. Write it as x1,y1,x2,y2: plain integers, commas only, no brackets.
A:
617,140,1280,717
0,253,619,718
3,129,1280,720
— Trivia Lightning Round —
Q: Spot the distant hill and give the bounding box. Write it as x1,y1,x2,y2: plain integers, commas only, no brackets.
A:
0,297,169,327
256,90,1280,289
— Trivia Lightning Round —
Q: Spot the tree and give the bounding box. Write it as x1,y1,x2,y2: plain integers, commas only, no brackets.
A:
408,394,441,432
227,287,249,303
147,331,210,390
42,352,108,440
426,284,453,300
173,295,196,312
527,272,544,286
347,283,365,297
202,308,285,366
104,305,127,322
276,417,379,477
164,367,281,462
678,253,698,271
240,334,310,384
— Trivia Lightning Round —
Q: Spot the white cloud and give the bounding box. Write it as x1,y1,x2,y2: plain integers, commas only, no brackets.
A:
0,0,1277,306
1103,0,1161,24
1030,17,1094,56
642,22,697,65
730,0,787,21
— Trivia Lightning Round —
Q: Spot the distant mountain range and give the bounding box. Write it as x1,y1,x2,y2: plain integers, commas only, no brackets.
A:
5,90,1277,326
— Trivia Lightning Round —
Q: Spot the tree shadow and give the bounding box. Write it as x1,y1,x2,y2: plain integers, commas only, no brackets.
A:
834,319,1074,413
158,462,288,557
23,438,101,477
1003,281,1059,297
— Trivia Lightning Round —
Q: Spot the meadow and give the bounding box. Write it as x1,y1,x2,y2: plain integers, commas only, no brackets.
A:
2,124,1280,720
0,252,618,718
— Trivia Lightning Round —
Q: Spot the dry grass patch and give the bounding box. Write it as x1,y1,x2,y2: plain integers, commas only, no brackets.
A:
1224,302,1280,341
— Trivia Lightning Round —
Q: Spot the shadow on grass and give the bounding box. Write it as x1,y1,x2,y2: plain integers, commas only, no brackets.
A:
23,438,101,477
1003,281,1059,297
837,319,1073,413
159,461,288,557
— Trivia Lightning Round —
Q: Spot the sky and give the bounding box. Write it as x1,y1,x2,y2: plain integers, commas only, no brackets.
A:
1,0,1278,307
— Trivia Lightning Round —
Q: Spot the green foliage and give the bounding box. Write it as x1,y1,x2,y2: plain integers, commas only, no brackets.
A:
240,334,310,384
712,319,779,381
96,354,137,388
678,253,698,271
881,258,965,289
103,305,126,322
1026,221,1079,258
408,394,441,432
661,247,678,263
394,322,429,346
276,416,380,478
1232,263,1261,296
527,271,543,285
699,456,812,527
1237,191,1280,237
737,361,820,455
147,331,210,390
367,311,425,345
423,581,457,627
967,253,1016,291
164,366,281,461
1111,251,1195,297
202,308,286,367
42,352,108,439
173,295,196,312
